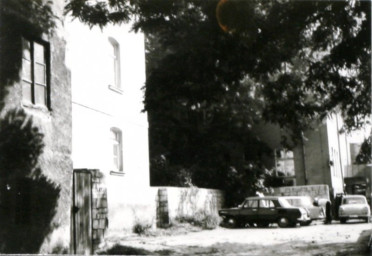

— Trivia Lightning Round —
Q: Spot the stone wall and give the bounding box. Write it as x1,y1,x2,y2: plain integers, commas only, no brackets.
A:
272,185,330,200
91,170,108,251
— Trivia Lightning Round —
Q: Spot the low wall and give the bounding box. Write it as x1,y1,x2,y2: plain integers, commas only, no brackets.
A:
153,186,224,226
272,185,330,200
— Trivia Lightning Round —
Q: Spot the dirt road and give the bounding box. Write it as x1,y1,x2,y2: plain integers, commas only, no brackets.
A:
101,220,372,255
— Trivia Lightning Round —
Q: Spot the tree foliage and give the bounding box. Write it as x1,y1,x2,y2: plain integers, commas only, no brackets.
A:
65,0,371,203
355,135,372,164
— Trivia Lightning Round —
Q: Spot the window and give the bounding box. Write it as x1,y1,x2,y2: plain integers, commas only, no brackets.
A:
275,149,295,177
243,200,258,208
259,199,275,208
110,128,123,172
21,38,49,107
108,37,121,90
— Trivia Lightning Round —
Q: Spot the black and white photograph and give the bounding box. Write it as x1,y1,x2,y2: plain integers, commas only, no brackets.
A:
0,0,371,255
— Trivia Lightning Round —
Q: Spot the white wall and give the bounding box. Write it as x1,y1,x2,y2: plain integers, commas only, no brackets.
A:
65,18,154,231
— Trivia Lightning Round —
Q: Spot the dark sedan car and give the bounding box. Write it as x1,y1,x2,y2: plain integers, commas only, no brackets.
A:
218,196,310,228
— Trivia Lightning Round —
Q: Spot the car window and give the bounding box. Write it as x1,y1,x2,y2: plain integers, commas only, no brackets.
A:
343,197,366,204
259,199,275,208
243,200,258,208
278,198,292,207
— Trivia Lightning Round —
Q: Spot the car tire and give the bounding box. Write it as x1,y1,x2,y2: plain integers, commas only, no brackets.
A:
257,222,270,228
278,217,291,228
300,220,312,226
340,218,347,224
364,217,370,223
225,217,237,228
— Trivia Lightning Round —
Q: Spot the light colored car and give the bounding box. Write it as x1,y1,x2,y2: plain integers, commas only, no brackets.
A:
282,196,325,225
338,195,371,223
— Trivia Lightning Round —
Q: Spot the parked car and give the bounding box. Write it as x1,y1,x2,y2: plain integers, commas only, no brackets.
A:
218,196,310,228
338,195,371,223
282,196,325,225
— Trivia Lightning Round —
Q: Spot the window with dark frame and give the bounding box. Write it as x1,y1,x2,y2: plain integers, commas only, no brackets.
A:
21,38,50,108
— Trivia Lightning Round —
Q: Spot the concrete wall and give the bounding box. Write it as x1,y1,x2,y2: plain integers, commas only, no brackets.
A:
272,185,330,200
154,186,225,224
65,17,154,236
1,0,73,253
294,122,332,188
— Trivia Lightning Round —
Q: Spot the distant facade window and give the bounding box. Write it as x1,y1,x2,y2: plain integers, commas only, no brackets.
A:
108,37,121,89
275,149,295,177
110,128,123,172
21,38,49,107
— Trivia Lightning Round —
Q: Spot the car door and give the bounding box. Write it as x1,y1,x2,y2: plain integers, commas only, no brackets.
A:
257,199,278,222
239,199,258,224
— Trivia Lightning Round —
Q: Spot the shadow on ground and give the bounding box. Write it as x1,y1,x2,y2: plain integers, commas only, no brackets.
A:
97,244,173,255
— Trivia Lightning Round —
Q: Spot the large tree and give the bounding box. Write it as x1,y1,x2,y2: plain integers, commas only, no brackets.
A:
66,0,371,196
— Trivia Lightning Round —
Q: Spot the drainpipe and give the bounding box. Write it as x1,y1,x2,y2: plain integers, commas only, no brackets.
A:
335,114,345,192
301,131,308,185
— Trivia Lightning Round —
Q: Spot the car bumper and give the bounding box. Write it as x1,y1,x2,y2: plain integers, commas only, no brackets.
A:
339,214,370,219
297,214,311,223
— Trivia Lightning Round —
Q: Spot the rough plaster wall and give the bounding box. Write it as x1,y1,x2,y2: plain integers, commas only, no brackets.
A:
155,187,225,221
294,122,331,189
273,185,330,201
1,0,73,252
325,115,345,195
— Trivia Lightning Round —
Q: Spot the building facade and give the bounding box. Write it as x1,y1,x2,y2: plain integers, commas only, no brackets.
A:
253,113,370,199
0,0,73,253
1,0,154,253
65,15,154,253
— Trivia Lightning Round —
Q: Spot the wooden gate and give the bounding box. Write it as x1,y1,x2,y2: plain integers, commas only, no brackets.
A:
73,170,92,255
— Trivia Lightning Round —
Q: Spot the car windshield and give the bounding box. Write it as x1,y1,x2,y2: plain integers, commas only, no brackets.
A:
343,197,366,204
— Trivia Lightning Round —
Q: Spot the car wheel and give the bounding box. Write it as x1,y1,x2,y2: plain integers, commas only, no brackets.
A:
247,222,256,227
257,222,270,228
364,217,370,223
300,220,312,226
278,217,291,228
225,217,237,228
340,218,347,224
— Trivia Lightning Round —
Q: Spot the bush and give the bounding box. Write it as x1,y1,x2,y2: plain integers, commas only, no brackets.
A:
132,221,152,236
176,211,221,230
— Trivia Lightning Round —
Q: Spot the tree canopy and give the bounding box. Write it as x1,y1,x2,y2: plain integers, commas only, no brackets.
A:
66,0,371,201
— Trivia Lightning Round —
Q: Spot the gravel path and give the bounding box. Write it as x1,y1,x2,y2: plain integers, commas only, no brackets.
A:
100,220,372,255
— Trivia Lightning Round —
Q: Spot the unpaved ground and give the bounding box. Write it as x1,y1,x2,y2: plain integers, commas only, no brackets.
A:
100,220,372,255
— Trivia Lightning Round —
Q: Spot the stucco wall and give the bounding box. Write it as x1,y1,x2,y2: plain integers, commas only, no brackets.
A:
1,0,73,253
325,114,346,195
272,185,330,201
294,122,331,187
65,17,153,235
153,186,225,224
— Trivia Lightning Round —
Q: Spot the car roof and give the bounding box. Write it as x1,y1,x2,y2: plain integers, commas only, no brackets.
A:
282,196,310,199
343,195,366,198
245,196,281,200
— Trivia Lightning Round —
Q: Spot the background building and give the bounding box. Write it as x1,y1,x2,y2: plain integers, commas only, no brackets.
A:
253,113,370,199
